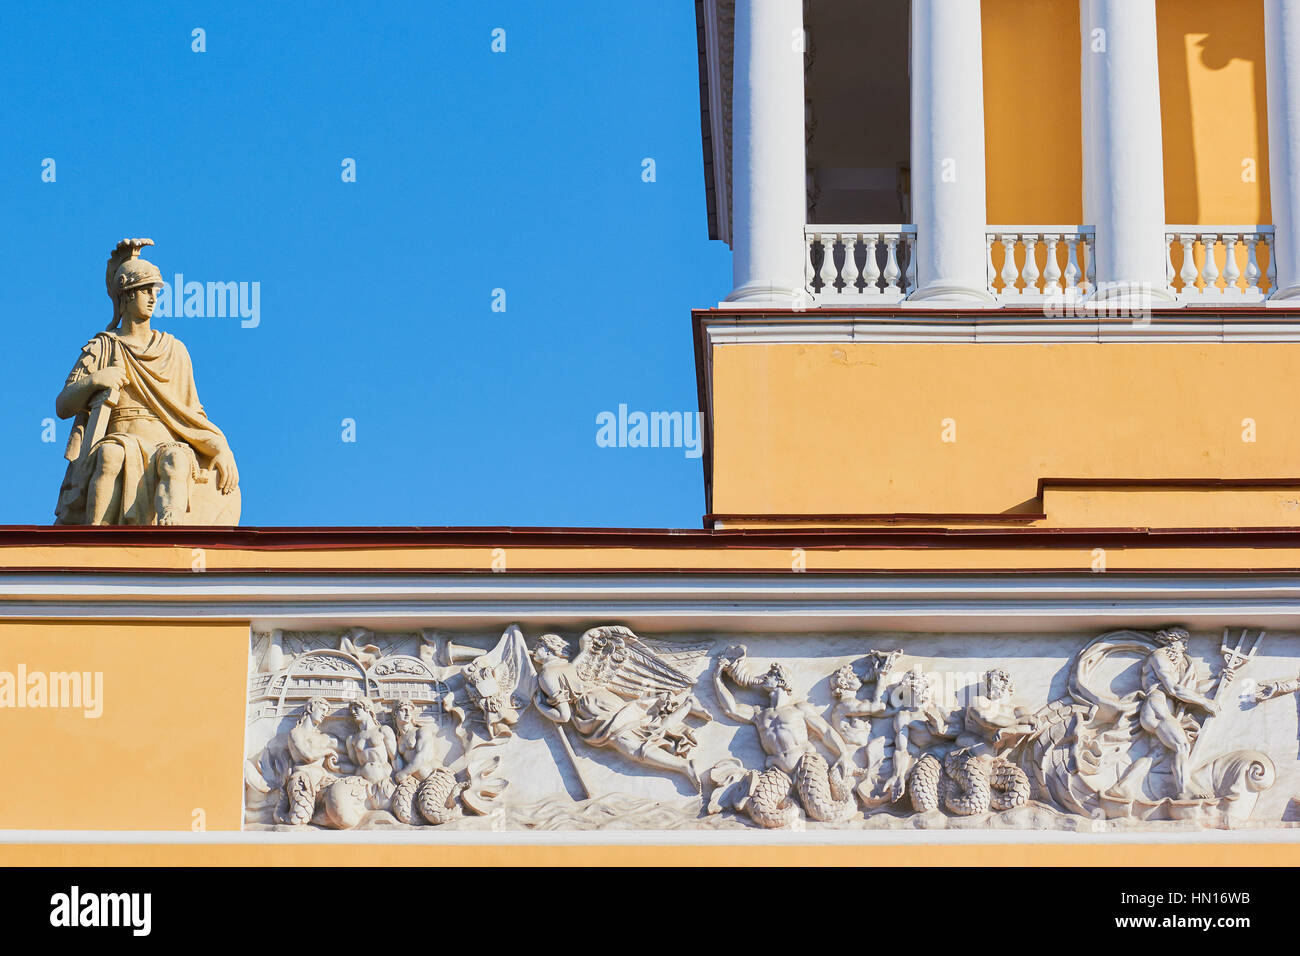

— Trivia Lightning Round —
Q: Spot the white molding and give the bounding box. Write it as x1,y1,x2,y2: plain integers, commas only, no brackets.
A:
7,572,1300,632
0,826,1294,846
700,313,1300,346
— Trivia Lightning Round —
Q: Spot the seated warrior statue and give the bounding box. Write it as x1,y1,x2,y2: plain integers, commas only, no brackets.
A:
54,239,239,525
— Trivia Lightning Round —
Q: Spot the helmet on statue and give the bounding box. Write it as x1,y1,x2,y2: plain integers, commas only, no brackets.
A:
105,238,163,329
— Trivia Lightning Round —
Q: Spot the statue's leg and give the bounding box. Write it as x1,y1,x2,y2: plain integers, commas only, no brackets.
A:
1155,720,1194,794
86,444,126,525
626,736,695,783
153,446,192,525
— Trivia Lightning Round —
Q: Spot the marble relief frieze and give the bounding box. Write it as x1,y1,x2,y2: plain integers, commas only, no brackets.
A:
243,624,1300,832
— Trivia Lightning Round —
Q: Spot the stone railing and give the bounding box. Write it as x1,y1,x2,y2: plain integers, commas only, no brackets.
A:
803,224,1281,306
804,225,917,302
1165,226,1275,302
986,227,1095,299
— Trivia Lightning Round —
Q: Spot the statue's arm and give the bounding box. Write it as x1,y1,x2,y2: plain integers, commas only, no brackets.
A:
711,666,755,724
55,350,109,420
799,703,850,761
1155,655,1217,712
382,726,397,761
533,685,571,725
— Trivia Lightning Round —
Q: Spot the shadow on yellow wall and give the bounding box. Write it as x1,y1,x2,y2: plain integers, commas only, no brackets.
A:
1158,0,1270,226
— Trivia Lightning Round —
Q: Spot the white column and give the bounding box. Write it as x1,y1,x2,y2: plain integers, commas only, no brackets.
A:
905,0,998,306
1080,0,1177,305
724,0,806,307
1266,0,1300,302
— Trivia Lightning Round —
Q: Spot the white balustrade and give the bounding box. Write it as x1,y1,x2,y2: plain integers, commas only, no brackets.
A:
985,227,1094,299
803,226,917,301
1164,226,1276,302
801,224,1286,307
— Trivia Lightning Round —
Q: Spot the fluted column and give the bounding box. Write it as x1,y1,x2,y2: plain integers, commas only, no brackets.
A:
905,0,997,306
725,0,806,306
1266,0,1300,302
1080,0,1177,305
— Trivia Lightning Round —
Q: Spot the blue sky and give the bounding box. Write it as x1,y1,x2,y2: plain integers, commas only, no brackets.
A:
0,1,730,527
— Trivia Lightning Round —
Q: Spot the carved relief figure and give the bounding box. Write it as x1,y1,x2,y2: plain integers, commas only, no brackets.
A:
463,624,535,740
54,239,240,525
907,668,1034,815
1022,627,1275,823
390,699,464,826
879,668,958,804
1136,628,1220,797
531,626,712,792
707,644,859,827
244,625,1299,832
276,697,344,826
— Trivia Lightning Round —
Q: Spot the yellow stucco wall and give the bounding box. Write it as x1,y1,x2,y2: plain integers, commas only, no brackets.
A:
982,0,1084,226
1158,0,1270,226
981,0,1270,228
710,341,1300,519
0,621,247,831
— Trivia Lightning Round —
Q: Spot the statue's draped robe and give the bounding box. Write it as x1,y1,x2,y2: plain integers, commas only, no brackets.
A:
54,331,230,525
546,668,656,748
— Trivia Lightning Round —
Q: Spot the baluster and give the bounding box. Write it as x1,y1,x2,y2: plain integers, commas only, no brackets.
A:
1021,234,1041,293
1222,234,1240,293
840,233,861,293
816,232,838,292
1266,233,1277,293
882,236,902,294
985,234,996,295
1085,234,1096,294
905,233,917,293
999,234,1019,294
861,235,881,294
1063,235,1080,294
1042,235,1062,294
1201,234,1220,293
1165,234,1176,294
1178,234,1198,294
805,232,819,293
1245,234,1261,291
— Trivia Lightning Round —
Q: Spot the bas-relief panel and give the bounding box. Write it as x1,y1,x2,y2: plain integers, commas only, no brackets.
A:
242,624,1300,831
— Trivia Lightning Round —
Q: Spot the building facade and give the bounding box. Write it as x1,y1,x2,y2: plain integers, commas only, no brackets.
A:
3,0,1300,865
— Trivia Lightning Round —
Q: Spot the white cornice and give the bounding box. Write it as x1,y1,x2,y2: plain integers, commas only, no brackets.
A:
0,827,1294,846
700,313,1300,346
6,572,1300,632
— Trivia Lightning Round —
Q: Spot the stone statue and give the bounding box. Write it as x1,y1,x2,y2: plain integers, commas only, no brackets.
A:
706,644,860,827
54,238,240,525
531,626,713,792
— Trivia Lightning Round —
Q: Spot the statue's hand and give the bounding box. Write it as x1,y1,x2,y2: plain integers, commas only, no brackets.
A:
89,367,130,394
212,447,239,494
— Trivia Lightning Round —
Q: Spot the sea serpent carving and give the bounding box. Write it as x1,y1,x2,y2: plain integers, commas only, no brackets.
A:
909,749,1031,814
730,751,857,828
